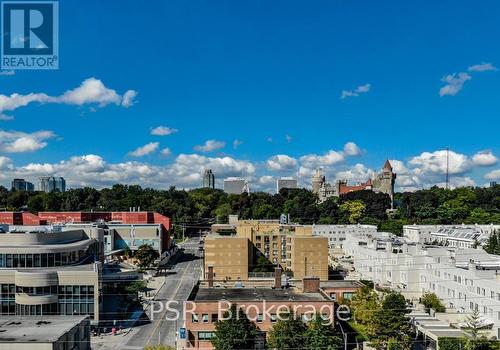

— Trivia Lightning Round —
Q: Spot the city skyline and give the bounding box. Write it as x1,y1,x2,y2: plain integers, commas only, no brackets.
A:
1,0,500,192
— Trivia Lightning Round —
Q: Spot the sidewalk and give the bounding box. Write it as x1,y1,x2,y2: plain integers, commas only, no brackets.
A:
91,276,166,349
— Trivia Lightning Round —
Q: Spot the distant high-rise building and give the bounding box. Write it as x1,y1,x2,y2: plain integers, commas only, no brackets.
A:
39,176,66,192
223,177,249,195
202,169,215,189
11,179,34,192
491,181,498,188
276,177,297,193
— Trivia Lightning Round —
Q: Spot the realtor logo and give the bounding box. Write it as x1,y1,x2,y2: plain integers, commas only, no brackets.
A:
1,1,59,69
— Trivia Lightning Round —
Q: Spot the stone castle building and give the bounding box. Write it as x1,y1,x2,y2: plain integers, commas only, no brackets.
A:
312,160,396,207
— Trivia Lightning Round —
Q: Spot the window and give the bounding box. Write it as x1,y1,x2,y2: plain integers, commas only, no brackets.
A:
34,254,41,267
26,254,32,267
256,313,263,323
343,292,354,300
198,332,215,341
270,313,277,322
202,314,209,323
211,314,218,322
192,313,199,323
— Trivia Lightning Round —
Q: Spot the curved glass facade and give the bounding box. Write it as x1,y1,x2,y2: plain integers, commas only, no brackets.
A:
0,249,88,268
11,285,95,317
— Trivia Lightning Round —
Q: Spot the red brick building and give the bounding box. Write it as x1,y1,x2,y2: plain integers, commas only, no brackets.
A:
0,212,47,225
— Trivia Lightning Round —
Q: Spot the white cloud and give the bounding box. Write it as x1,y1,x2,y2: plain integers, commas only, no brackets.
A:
194,140,226,153
439,72,471,96
341,83,371,99
335,163,375,183
0,77,136,119
409,149,471,175
0,130,56,153
258,175,274,185
468,62,497,72
151,126,178,136
233,139,243,149
0,156,12,170
485,169,500,181
300,150,344,169
121,90,138,107
266,155,298,172
0,70,15,76
343,142,363,156
128,142,159,157
390,159,420,188
472,150,498,166
168,154,256,187
160,148,172,157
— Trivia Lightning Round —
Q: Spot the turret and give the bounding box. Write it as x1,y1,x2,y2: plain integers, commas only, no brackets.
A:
311,169,324,194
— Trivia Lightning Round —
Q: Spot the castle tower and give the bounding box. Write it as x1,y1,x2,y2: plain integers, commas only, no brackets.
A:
312,169,325,194
372,160,397,208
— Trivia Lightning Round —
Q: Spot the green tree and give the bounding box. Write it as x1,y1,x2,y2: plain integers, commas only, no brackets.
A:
304,315,342,350
211,304,259,350
135,244,159,269
370,292,412,350
485,230,500,255
267,313,307,349
350,285,380,327
215,203,232,223
125,280,148,295
339,200,366,224
420,292,446,313
379,219,408,236
462,309,495,350
253,254,274,272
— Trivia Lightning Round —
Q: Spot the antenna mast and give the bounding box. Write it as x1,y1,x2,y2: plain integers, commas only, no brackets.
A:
445,147,450,189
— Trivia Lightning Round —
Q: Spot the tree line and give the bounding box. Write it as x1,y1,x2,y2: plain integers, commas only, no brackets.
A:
0,184,499,235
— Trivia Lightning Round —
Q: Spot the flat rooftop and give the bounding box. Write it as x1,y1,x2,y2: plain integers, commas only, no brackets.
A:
0,316,88,343
320,280,364,288
193,287,328,302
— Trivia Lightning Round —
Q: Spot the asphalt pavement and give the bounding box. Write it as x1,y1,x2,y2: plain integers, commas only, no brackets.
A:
95,237,203,349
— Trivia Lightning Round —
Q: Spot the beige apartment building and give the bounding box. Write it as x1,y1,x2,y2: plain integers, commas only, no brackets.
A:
205,219,328,281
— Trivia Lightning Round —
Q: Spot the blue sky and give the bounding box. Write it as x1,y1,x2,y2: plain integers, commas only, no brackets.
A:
1,0,500,191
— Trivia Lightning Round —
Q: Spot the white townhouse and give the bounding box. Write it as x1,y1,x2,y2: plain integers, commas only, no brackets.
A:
312,224,377,251
344,231,500,338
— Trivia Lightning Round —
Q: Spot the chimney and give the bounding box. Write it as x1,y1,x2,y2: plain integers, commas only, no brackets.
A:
274,267,282,289
207,266,214,287
468,259,477,272
302,277,320,293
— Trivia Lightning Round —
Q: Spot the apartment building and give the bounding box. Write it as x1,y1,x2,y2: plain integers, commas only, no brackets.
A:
204,236,251,280
403,224,499,246
344,231,500,337
183,277,336,350
0,226,101,322
205,219,328,281
313,224,377,250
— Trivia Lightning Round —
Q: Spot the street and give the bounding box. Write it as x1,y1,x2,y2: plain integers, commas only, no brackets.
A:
95,237,203,349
